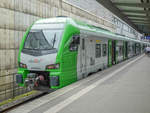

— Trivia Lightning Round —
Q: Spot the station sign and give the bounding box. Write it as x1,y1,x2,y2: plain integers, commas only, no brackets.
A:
141,36,150,40
145,36,150,40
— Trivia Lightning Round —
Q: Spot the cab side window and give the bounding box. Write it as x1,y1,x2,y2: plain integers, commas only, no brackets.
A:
69,35,80,51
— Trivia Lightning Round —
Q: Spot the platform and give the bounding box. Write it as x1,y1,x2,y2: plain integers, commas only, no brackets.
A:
8,54,150,113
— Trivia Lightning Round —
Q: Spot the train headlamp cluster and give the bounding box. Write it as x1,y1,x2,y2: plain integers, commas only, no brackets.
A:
19,62,27,68
46,63,59,69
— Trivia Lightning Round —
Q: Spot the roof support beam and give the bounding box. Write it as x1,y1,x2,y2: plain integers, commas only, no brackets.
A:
127,15,150,18
134,22,150,24
114,3,150,8
122,10,150,14
130,18,150,21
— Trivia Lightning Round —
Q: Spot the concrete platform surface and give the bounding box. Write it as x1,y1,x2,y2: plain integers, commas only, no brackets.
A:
8,55,150,113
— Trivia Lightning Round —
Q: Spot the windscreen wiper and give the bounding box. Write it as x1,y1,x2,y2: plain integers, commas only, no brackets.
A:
52,33,56,48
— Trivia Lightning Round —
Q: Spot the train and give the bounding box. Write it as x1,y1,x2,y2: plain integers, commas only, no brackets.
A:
16,17,149,91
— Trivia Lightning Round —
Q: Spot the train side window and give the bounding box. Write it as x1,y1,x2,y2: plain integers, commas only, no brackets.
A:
119,46,123,56
128,45,130,53
82,38,85,50
95,44,101,58
102,44,107,56
119,46,121,56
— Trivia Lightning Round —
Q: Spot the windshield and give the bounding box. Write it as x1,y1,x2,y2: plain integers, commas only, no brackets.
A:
24,30,63,50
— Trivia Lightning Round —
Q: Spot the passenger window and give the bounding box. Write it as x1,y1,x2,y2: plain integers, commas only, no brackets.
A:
82,39,85,50
102,44,107,56
119,46,123,56
128,45,132,53
95,44,101,58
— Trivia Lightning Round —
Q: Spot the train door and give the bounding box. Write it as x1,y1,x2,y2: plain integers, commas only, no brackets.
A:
77,37,87,80
87,38,95,73
128,42,132,58
135,43,139,55
115,40,118,64
139,44,142,54
135,43,137,54
125,42,128,58
112,40,116,65
134,43,136,55
132,42,136,56
81,38,87,77
108,40,112,67
123,41,128,60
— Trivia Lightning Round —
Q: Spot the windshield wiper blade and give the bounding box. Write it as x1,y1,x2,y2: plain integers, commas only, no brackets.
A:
52,33,56,48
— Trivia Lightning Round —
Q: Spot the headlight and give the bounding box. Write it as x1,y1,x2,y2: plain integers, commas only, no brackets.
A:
19,62,27,68
46,63,59,69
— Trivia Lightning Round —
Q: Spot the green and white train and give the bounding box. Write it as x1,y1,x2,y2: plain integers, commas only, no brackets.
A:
16,17,149,90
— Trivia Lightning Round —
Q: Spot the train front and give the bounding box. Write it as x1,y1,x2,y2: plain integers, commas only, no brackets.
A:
16,18,65,91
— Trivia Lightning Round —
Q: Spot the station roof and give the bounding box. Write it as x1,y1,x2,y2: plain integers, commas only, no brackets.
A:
96,0,150,36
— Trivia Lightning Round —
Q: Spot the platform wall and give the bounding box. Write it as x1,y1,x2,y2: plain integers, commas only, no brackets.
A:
0,0,115,101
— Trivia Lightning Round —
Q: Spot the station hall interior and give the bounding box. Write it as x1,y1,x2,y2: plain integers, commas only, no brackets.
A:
0,0,150,113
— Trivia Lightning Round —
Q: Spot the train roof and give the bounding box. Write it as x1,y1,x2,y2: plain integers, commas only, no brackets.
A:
35,17,149,45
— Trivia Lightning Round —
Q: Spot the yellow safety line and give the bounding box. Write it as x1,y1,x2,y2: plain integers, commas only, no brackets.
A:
0,90,38,106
